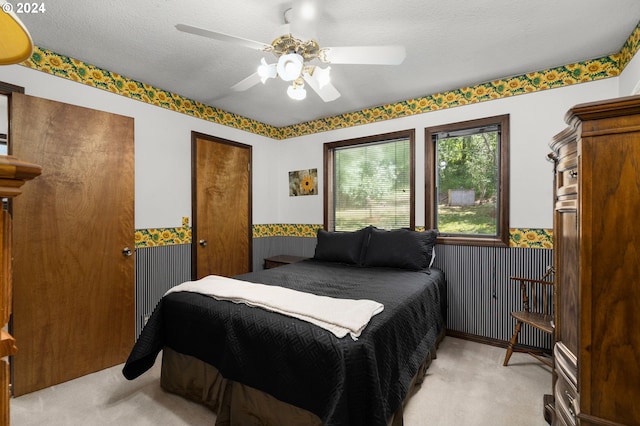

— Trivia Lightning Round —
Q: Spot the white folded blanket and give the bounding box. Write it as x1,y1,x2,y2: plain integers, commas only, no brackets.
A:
165,275,384,340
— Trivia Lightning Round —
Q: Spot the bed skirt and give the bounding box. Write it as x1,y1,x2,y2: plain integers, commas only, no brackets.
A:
159,331,445,426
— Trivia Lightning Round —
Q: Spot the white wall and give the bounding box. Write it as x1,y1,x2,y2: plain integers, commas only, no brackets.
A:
0,64,621,230
619,51,640,96
0,64,279,229
275,78,618,229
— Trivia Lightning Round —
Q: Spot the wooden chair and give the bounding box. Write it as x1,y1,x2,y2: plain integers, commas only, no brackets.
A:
503,266,554,367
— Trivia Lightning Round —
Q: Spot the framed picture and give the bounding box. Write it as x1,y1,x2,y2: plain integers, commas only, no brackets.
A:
289,168,317,196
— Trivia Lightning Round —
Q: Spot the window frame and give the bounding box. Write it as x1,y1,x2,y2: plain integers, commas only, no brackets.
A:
425,114,510,247
324,129,415,231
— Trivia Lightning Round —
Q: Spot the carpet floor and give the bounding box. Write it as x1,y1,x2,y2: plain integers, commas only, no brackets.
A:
10,337,552,425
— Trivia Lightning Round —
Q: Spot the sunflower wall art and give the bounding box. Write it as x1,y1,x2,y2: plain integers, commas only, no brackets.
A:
289,168,318,196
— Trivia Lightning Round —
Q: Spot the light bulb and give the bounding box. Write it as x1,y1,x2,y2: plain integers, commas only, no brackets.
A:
257,58,276,83
277,53,304,81
287,84,306,100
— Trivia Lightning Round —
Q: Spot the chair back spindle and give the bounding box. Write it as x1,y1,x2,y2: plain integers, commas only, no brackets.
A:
503,266,555,367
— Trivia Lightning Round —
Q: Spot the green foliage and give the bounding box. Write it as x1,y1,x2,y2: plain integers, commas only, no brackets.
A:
335,141,409,206
436,128,499,235
340,157,396,207
334,140,410,230
437,131,498,200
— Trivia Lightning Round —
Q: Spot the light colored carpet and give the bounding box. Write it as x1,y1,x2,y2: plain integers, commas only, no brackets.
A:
403,338,551,426
10,337,551,425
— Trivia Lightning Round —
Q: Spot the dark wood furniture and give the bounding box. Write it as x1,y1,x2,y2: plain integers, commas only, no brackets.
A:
263,255,309,269
503,269,554,368
0,155,41,425
549,95,640,426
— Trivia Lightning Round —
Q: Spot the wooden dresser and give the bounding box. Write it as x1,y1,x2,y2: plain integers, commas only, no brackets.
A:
549,96,640,426
0,155,41,425
263,255,309,270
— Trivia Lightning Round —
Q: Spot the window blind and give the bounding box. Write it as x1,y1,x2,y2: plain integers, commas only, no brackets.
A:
333,138,410,231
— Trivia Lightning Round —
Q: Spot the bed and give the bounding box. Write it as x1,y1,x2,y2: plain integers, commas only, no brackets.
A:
123,227,446,426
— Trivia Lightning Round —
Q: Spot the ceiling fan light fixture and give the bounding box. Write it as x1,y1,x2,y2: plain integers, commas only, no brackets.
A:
257,58,277,83
287,80,306,100
277,53,304,81
176,3,405,104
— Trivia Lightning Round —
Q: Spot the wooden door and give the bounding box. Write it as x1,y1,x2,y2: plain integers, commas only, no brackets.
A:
10,93,135,396
192,132,251,279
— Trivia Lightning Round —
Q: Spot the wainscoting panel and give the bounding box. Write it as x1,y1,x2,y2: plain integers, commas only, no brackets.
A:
134,244,191,337
432,244,554,350
135,238,553,350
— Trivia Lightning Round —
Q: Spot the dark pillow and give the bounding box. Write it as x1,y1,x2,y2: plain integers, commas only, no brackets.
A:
363,228,438,271
313,227,371,265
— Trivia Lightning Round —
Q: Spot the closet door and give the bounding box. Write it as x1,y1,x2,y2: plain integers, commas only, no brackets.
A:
10,93,135,396
192,132,252,279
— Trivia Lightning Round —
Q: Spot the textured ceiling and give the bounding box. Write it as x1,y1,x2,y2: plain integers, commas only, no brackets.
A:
17,0,640,127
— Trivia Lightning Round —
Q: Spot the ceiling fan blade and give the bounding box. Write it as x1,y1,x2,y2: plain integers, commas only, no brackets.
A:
175,24,271,51
230,72,262,92
302,70,341,102
321,46,406,65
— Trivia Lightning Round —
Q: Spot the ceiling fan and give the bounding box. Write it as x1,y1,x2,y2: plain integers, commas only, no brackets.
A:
175,1,406,102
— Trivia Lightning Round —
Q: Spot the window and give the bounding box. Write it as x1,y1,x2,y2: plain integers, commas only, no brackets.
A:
324,130,415,231
425,115,509,246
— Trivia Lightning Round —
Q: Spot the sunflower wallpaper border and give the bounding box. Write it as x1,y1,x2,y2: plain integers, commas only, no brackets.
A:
20,20,640,140
23,48,621,140
22,48,281,139
135,217,192,248
135,224,552,249
21,23,636,251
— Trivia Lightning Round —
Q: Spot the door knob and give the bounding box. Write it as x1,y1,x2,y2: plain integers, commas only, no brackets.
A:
122,247,133,256
199,239,208,247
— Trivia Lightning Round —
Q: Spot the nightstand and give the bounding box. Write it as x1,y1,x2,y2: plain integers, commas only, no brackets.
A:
263,255,309,269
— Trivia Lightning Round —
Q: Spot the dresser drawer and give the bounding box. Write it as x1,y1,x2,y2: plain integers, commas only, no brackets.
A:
554,343,577,385
556,159,578,199
554,343,578,426
555,373,578,426
554,409,570,426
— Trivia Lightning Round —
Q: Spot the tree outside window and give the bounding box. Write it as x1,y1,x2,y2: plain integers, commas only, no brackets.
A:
324,130,415,231
426,115,509,246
